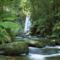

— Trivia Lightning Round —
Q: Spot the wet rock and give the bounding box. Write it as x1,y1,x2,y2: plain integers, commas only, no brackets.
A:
2,42,29,55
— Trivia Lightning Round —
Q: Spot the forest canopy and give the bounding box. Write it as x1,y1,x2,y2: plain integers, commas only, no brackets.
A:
0,0,60,36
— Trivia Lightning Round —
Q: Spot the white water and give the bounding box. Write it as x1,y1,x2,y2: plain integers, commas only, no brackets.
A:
24,15,31,34
44,46,60,49
29,54,45,60
28,53,60,60
28,46,60,60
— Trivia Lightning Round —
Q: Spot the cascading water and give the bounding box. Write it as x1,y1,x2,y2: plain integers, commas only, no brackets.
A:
28,46,60,60
24,15,31,35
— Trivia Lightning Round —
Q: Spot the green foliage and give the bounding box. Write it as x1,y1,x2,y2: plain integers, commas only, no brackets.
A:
0,0,21,20
30,0,60,36
0,0,60,36
0,22,20,34
52,22,60,37
0,26,12,44
0,0,31,20
20,0,31,15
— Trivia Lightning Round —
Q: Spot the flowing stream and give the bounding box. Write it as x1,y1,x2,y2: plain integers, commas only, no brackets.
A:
28,46,60,60
0,46,60,60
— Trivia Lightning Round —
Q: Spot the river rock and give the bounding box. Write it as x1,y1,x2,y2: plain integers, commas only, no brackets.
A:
2,42,29,55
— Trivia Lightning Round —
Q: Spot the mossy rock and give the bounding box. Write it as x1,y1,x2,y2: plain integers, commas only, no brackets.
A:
35,40,46,48
3,42,29,55
48,39,60,46
28,39,46,48
27,40,39,47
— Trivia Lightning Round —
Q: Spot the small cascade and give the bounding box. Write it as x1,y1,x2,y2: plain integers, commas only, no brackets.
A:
28,47,60,60
24,15,31,35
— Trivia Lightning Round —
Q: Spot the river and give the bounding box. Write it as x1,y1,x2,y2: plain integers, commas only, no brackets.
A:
0,46,60,60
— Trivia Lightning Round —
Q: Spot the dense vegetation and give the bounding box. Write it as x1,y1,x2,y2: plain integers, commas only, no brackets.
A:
30,0,60,36
1,0,60,37
0,0,60,55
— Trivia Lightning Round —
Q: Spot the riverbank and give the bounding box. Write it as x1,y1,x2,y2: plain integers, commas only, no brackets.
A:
0,46,60,60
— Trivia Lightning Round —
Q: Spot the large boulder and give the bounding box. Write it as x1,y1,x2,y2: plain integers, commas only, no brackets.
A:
2,42,29,55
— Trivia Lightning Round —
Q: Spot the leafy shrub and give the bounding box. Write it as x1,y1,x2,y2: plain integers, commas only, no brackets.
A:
0,25,16,44
0,22,20,35
52,22,60,37
0,26,12,44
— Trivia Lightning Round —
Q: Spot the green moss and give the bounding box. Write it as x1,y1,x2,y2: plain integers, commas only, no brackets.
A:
3,42,29,55
27,39,46,48
36,41,46,48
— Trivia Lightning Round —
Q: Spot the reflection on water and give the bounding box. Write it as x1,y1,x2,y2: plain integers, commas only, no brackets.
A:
46,56,60,60
0,46,60,60
0,55,29,60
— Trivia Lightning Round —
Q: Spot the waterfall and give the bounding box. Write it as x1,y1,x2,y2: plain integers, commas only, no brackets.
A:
24,15,31,35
